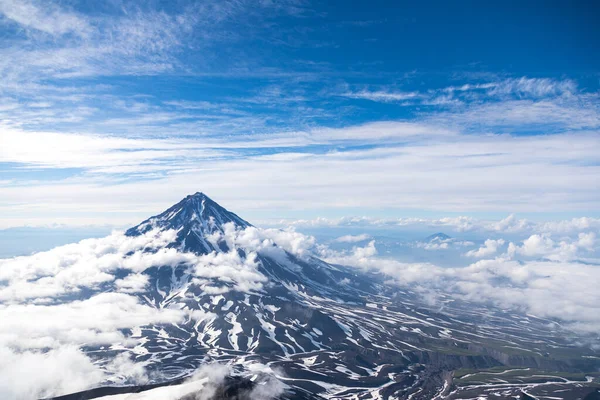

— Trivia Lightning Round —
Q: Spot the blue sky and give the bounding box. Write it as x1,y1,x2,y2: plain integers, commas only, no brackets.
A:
0,0,599,228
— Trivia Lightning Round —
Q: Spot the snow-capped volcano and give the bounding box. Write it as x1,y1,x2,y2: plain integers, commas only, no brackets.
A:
423,232,451,243
128,192,251,234
126,192,251,254
48,193,600,400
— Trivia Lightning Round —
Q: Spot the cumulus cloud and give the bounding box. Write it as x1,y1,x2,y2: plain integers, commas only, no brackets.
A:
414,235,473,251
0,219,598,398
515,234,556,257
0,222,320,307
3,223,598,342
0,292,205,350
0,229,177,302
508,232,597,262
320,236,600,333
577,232,596,250
0,346,104,399
90,361,285,400
0,346,151,399
115,273,150,293
209,223,316,260
284,213,600,235
416,241,450,250
0,223,315,348
0,225,279,399
188,249,268,294
90,363,231,400
486,214,533,233
104,352,149,386
333,234,371,243
464,239,505,258
353,240,378,258
0,224,318,302
538,218,600,234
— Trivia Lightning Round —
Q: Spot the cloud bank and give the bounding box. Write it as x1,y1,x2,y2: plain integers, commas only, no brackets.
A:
0,218,598,397
0,222,324,398
320,230,600,334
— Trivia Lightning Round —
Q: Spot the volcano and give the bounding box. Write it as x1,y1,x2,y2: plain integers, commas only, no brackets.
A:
51,193,600,400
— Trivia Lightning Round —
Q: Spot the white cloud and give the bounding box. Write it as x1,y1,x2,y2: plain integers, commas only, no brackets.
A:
0,293,205,350
0,220,597,398
246,364,287,400
2,124,600,228
0,222,314,399
577,232,596,250
417,241,449,250
353,240,378,258
319,235,600,333
0,0,90,36
516,234,556,257
0,229,177,301
0,4,597,230
104,352,149,386
0,355,235,400
284,214,600,237
0,294,163,398
286,215,479,230
486,214,533,233
0,0,310,85
435,98,600,130
0,222,322,304
538,218,600,233
0,346,104,399
114,274,150,293
340,90,421,102
0,127,226,172
464,239,505,258
341,78,580,106
333,234,371,243
93,362,284,400
217,224,316,258
189,250,268,294
487,77,577,98
0,0,201,80
314,121,456,140
508,232,597,262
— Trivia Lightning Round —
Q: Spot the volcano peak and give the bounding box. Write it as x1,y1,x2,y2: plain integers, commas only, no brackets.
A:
125,192,251,251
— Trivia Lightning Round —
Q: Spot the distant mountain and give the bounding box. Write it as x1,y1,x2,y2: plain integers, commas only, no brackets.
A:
54,194,600,400
423,232,452,242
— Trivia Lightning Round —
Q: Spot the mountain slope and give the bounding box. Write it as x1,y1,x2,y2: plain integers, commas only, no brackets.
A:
55,193,600,400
